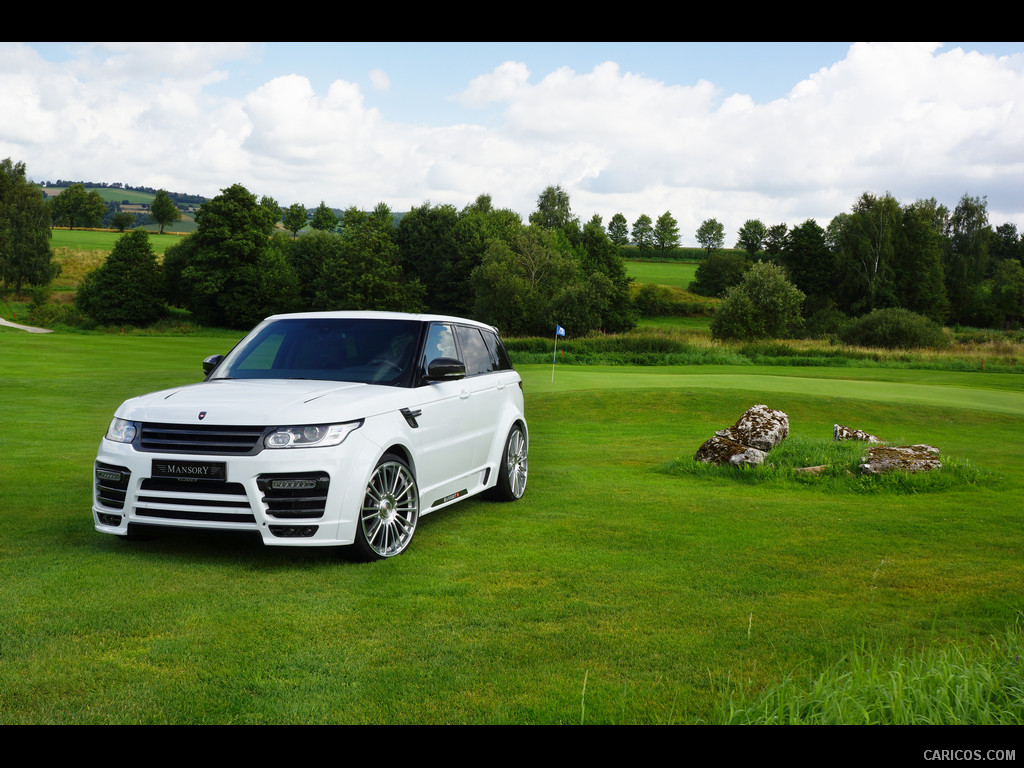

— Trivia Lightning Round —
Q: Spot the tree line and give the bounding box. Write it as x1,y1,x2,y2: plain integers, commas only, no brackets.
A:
625,193,1024,330
4,155,1023,336
74,182,637,336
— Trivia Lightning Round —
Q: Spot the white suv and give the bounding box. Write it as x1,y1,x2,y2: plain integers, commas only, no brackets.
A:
92,311,527,559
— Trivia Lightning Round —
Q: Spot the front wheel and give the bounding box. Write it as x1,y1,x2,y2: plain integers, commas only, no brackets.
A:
493,423,528,501
351,453,420,560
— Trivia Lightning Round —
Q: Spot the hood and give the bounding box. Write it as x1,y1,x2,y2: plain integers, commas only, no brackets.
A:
116,378,405,426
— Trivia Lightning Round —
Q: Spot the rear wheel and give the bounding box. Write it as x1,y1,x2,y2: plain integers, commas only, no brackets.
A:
493,423,528,501
351,453,419,560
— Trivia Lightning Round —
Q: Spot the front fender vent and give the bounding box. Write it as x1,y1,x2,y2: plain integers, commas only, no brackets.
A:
95,462,131,510
258,473,330,519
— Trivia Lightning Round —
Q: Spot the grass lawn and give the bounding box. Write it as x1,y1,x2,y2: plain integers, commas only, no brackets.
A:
51,228,187,255
0,329,1021,723
626,260,699,289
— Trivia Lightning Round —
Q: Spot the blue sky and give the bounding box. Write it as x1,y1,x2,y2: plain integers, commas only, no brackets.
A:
4,42,1023,243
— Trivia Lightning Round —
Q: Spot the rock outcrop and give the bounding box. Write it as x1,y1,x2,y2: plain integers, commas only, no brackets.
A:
715,404,790,452
696,404,788,467
834,424,882,443
858,444,942,475
694,435,767,467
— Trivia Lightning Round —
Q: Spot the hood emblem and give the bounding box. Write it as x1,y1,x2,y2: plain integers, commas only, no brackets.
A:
198,411,207,421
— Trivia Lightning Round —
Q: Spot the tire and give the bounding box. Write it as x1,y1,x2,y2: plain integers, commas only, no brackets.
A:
493,423,528,501
352,453,420,560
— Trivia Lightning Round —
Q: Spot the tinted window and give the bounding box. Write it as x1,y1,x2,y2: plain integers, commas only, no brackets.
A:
455,326,493,376
423,323,457,368
215,318,420,386
481,329,513,371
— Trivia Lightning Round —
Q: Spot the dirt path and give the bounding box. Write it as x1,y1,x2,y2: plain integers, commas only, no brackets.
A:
0,317,52,333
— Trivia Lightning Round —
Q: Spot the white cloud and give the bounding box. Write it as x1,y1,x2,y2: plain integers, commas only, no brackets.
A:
2,42,1022,234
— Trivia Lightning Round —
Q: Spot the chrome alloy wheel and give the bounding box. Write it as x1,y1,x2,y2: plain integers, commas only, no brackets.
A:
505,426,528,499
360,458,419,557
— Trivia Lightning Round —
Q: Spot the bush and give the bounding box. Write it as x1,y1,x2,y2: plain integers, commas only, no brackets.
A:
26,299,86,328
804,307,852,339
631,283,717,317
840,308,949,350
710,261,805,340
75,229,166,326
688,251,749,297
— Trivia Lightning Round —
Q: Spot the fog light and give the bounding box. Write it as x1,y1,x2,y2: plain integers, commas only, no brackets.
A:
270,478,319,490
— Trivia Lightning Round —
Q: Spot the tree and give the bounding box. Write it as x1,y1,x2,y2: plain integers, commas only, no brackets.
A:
632,214,654,256
828,193,901,314
735,219,768,257
471,225,578,336
894,200,948,323
111,211,135,232
654,211,680,259
282,203,307,237
178,183,298,328
608,213,629,246
0,158,59,294
50,183,106,230
764,223,789,260
529,184,576,230
780,219,832,311
695,218,725,256
991,258,1024,328
945,194,991,325
310,205,423,312
150,189,182,234
991,223,1022,268
396,202,461,312
710,260,805,340
577,216,636,333
688,252,749,297
309,201,338,232
75,229,166,326
468,193,493,213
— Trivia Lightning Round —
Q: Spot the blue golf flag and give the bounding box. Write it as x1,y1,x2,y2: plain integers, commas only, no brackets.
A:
555,324,565,337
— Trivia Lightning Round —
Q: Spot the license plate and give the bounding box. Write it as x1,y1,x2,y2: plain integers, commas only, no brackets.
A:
152,459,226,481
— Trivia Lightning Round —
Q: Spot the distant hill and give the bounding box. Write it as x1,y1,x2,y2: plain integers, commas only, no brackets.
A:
39,182,208,209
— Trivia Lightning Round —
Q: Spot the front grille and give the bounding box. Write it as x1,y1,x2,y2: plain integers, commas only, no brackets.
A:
135,478,256,524
137,423,268,455
95,462,131,509
257,473,330,519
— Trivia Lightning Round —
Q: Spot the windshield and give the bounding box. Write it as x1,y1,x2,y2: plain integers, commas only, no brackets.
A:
213,318,421,386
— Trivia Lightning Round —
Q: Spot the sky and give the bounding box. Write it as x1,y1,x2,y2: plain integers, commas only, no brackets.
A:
3,42,1023,245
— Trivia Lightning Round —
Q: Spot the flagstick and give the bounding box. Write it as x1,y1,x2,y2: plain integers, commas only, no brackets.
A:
551,328,558,383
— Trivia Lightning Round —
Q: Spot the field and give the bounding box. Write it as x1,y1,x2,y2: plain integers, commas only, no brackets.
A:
625,259,699,289
1,325,1021,725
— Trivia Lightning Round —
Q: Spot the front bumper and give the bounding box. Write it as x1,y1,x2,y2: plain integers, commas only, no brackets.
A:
91,431,381,547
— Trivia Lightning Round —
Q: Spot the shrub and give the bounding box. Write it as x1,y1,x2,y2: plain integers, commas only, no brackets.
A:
631,283,717,317
75,229,166,326
804,307,852,339
688,251,749,297
710,261,805,340
840,308,949,350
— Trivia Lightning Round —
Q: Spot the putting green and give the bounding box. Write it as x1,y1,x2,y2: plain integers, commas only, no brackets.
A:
523,364,1024,416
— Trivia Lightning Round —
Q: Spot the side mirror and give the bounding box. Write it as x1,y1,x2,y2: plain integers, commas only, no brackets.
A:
203,354,224,377
425,357,466,381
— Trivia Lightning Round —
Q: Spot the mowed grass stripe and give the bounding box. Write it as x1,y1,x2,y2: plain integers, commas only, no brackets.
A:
522,364,1024,416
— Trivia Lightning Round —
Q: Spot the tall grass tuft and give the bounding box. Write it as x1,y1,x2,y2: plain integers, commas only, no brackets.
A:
718,624,1024,724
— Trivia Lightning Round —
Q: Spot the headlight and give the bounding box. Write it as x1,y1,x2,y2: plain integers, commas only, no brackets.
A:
105,417,138,443
264,420,362,449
